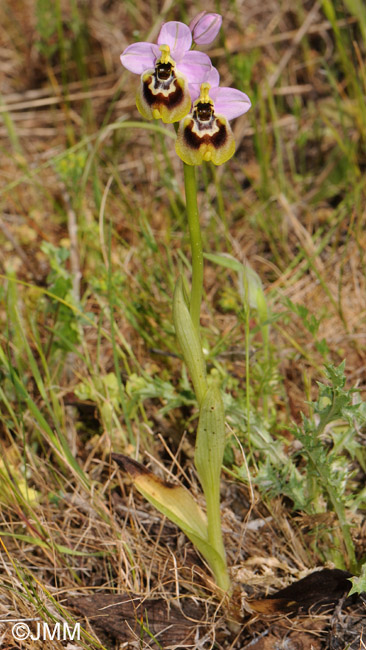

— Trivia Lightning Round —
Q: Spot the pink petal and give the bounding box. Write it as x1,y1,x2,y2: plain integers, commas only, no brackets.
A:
157,22,192,61
120,42,159,74
188,67,220,102
176,51,212,84
205,66,220,87
210,87,251,120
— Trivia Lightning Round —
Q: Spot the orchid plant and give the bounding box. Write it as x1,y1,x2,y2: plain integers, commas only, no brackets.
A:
113,13,251,595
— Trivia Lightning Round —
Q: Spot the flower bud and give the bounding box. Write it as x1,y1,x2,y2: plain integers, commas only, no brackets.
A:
189,11,222,45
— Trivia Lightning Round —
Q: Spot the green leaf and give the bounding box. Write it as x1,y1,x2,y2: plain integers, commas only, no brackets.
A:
112,454,208,541
204,253,266,308
204,253,269,347
195,381,226,504
173,276,207,405
112,454,230,592
194,379,230,590
347,563,366,596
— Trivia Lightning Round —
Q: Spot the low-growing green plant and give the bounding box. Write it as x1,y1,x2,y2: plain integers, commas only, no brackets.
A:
247,361,365,572
40,242,82,354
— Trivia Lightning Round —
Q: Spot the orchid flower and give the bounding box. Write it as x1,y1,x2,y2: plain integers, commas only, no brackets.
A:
189,11,222,45
175,80,251,165
120,21,212,124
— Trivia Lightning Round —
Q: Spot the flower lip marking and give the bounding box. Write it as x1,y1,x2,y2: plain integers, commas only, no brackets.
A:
155,44,174,82
142,74,185,113
194,83,215,126
175,82,235,165
176,79,251,164
156,62,173,82
188,83,224,145
184,117,227,151
140,46,186,120
139,44,190,123
196,103,213,122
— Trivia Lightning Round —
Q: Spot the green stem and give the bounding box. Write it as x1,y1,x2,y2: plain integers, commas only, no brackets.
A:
183,163,203,333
